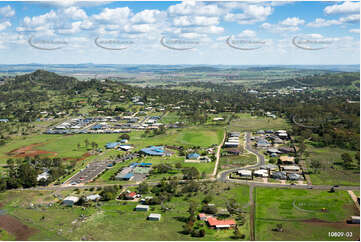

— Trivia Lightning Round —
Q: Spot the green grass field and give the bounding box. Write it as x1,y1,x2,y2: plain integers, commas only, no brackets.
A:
0,183,250,241
255,187,360,241
305,146,359,186
228,113,290,132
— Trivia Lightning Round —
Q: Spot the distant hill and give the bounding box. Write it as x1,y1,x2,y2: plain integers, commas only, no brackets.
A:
263,72,360,89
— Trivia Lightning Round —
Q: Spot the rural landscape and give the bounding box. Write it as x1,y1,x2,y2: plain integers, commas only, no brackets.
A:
0,0,360,241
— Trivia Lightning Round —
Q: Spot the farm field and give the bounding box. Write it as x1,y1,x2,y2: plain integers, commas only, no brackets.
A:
305,146,360,186
0,183,250,241
228,113,291,132
255,187,360,241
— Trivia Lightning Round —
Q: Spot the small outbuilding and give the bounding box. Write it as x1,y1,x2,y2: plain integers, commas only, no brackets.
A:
63,196,79,206
135,205,150,211
148,213,161,221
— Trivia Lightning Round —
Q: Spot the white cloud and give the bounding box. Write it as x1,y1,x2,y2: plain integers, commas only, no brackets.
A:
168,1,222,16
131,9,164,24
237,29,256,38
307,18,341,27
224,4,272,24
307,14,360,27
324,1,360,15
350,28,360,33
262,22,299,32
280,17,305,26
92,7,131,24
0,5,15,18
173,16,219,27
261,17,304,33
63,6,87,20
339,14,360,23
0,21,11,31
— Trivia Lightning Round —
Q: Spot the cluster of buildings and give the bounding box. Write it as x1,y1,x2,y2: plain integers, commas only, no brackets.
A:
224,132,241,148
62,194,101,206
254,130,288,148
115,162,152,181
45,113,165,135
185,153,211,163
234,160,303,181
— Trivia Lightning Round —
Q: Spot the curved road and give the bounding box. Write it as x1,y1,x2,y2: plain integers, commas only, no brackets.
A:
218,132,265,182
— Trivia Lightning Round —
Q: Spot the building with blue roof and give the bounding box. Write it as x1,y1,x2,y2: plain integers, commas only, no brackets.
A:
91,124,103,130
187,153,200,160
105,142,120,149
115,172,134,181
140,146,165,156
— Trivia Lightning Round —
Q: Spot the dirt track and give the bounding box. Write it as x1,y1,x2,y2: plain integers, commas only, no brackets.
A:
8,143,57,158
0,214,37,240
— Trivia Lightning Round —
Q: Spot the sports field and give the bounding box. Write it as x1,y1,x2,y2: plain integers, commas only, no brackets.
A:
255,187,360,241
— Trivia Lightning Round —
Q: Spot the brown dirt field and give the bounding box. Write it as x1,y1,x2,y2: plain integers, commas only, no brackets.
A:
302,218,360,229
0,214,37,240
62,152,91,162
7,143,57,158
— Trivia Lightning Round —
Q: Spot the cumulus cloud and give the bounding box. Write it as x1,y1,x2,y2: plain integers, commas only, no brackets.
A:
224,4,273,24
237,29,257,38
350,28,360,33
0,5,15,18
261,17,304,33
0,21,11,31
307,14,360,27
280,17,305,26
324,1,360,15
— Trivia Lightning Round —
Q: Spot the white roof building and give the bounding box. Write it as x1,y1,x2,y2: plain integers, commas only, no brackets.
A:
254,169,269,177
37,171,50,181
86,194,101,201
237,170,252,176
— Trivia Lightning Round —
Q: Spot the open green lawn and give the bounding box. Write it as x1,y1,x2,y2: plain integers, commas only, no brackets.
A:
255,187,360,241
228,113,291,132
220,154,256,171
305,145,359,186
0,133,120,164
130,126,224,149
0,183,250,241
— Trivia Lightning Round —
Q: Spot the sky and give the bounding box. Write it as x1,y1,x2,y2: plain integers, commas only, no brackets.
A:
0,0,359,65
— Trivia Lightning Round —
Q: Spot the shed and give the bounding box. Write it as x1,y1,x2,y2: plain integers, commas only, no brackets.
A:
135,205,149,211
86,194,101,201
148,213,161,221
63,196,79,206
351,216,360,224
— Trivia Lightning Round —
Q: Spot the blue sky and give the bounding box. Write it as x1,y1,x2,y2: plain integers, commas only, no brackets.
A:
0,1,359,64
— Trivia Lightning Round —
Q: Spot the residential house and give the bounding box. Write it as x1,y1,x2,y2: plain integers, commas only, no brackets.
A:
207,217,236,229
279,156,295,164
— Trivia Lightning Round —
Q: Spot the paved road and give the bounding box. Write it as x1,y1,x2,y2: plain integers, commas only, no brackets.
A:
218,132,264,182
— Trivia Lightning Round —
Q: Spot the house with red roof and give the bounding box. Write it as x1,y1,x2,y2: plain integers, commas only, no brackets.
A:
207,217,236,229
125,192,137,200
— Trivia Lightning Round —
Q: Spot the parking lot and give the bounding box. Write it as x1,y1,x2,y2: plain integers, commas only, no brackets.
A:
64,152,139,186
